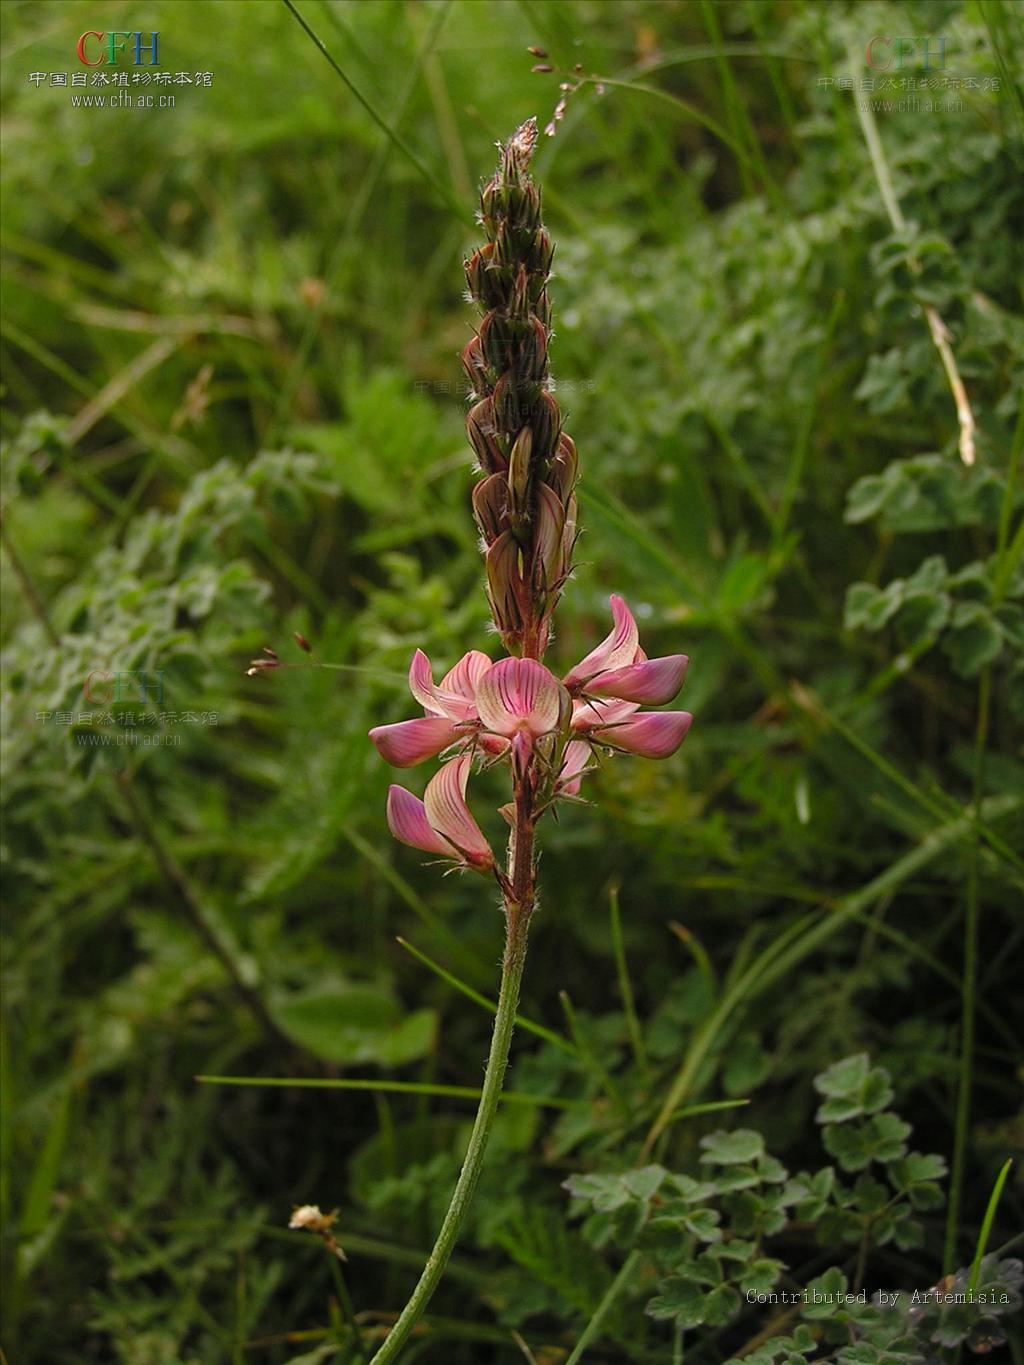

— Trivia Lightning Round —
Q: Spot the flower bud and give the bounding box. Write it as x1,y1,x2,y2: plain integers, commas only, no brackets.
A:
532,482,567,588
486,531,523,637
480,310,512,373
467,398,505,471
509,264,530,320
461,335,487,392
518,315,549,384
507,427,533,519
547,432,578,501
492,375,522,433
529,229,555,276
529,389,560,460
502,117,538,181
472,472,507,545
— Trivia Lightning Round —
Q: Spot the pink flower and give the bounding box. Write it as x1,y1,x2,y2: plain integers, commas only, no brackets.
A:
565,595,692,763
386,755,493,873
369,648,492,768
475,655,563,771
475,657,562,739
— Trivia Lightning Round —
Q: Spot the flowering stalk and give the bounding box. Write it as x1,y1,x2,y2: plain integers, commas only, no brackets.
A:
366,120,692,1362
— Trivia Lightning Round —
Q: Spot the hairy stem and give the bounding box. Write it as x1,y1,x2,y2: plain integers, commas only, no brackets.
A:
369,797,536,1363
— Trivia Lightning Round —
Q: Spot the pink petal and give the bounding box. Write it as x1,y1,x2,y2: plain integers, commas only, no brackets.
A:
571,697,639,731
595,710,693,759
588,654,689,705
386,785,451,856
476,657,562,738
423,755,493,868
439,650,491,701
408,649,476,722
557,739,592,796
563,595,640,690
369,717,460,768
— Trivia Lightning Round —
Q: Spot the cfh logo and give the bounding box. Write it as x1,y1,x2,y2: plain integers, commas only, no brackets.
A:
83,670,166,704
76,31,160,66
865,35,947,70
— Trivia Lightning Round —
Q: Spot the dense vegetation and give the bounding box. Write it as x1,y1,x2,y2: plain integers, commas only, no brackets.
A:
2,1,1021,1362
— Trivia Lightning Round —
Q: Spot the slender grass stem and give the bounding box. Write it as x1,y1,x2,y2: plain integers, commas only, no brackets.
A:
396,936,576,1056
610,887,648,1076
848,39,976,466
326,1253,368,1363
968,1158,1013,1293
564,1249,642,1365
944,665,992,1271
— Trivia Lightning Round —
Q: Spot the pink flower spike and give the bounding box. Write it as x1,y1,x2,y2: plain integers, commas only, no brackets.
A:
408,649,477,722
595,710,693,759
386,785,452,857
563,594,640,690
369,716,460,768
476,657,562,739
588,654,689,705
557,739,592,796
423,756,494,869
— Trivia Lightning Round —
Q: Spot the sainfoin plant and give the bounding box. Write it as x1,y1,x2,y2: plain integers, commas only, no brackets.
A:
364,119,691,1360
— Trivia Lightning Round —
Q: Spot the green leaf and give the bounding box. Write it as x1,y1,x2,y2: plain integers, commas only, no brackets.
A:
683,1207,723,1243
844,582,902,633
703,1284,741,1326
802,1268,848,1319
942,602,1004,676
740,1258,787,1295
699,1128,766,1165
272,983,436,1066
814,1053,870,1098
646,1276,708,1326
563,1171,632,1213
623,1165,668,1202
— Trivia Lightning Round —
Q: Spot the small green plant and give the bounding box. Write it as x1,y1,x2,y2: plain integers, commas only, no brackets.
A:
565,1054,1022,1363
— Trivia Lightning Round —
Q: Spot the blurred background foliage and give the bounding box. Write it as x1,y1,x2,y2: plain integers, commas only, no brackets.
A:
1,0,1022,1361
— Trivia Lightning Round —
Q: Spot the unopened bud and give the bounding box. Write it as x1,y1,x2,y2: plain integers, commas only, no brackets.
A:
461,335,487,391
480,310,512,373
507,427,533,518
294,632,312,653
530,229,554,276
529,389,560,460
532,63,554,73
467,398,505,471
502,117,538,181
548,431,578,500
492,375,522,433
532,482,567,588
527,45,548,58
472,472,508,545
519,315,549,384
485,531,523,636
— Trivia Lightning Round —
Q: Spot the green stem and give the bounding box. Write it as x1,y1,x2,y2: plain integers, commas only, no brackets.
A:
327,1252,367,1363
944,666,992,1271
368,901,532,1363
564,1249,641,1365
